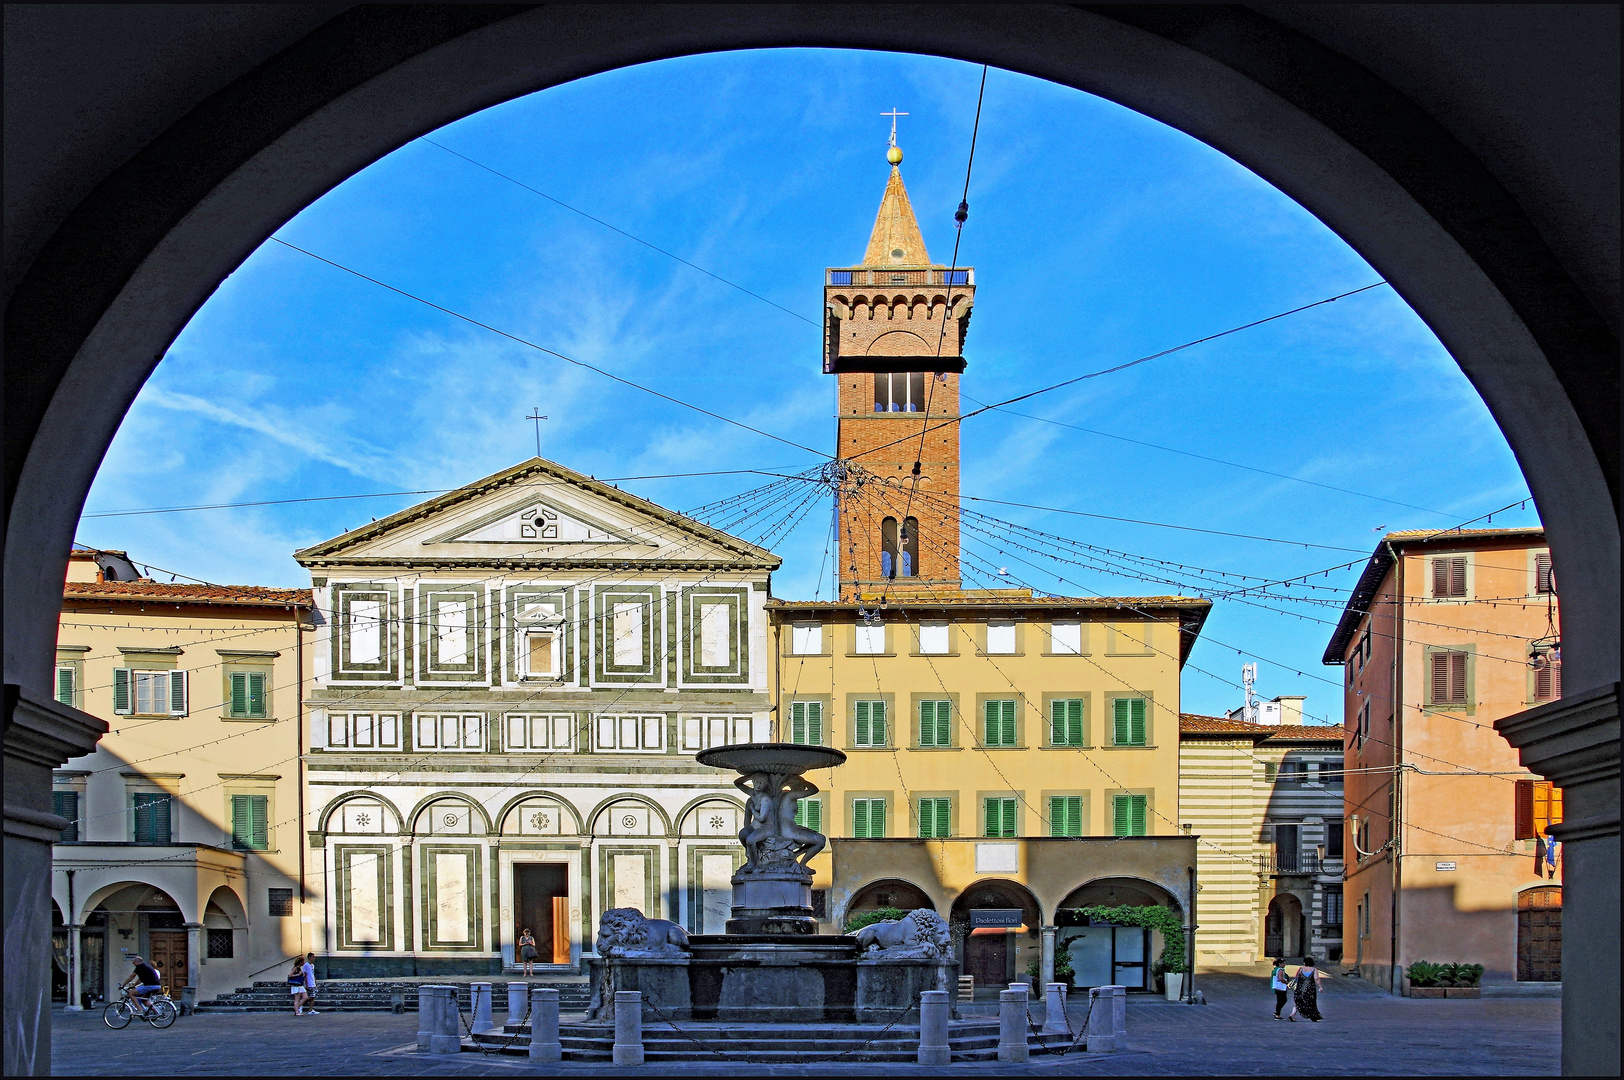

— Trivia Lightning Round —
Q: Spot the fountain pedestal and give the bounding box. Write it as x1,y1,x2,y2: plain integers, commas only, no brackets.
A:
728,870,817,935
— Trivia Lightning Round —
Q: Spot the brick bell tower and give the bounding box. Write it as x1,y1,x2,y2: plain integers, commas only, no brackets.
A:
825,133,974,600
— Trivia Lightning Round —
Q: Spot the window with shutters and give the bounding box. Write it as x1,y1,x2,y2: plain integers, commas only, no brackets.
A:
131,792,172,843
917,699,953,747
1532,649,1562,700
1428,650,1470,705
1049,795,1083,837
982,699,1017,747
1047,621,1082,655
1355,700,1371,748
1514,780,1563,839
852,798,887,838
1535,552,1555,594
1323,885,1344,929
224,669,269,718
1279,760,1308,785
55,665,77,707
1327,818,1345,860
789,701,824,746
1112,794,1148,837
790,623,823,655
917,621,949,655
917,797,952,838
1111,697,1148,746
854,622,886,655
1049,699,1085,747
52,790,79,842
984,797,1018,838
230,793,270,850
985,621,1017,654
1431,556,1468,598
853,700,887,747
114,668,187,716
794,797,823,833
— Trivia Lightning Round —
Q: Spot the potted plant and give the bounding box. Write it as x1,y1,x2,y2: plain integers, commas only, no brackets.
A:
1441,963,1484,998
1404,960,1448,998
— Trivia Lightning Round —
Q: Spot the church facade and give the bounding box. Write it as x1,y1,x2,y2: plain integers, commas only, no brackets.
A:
295,458,777,975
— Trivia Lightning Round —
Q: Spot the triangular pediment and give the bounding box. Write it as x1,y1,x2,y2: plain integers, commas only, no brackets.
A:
293,458,780,570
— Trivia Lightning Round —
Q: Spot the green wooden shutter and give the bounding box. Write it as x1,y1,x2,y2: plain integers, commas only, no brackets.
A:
1001,700,1016,746
229,672,248,717
250,794,268,849
808,701,823,745
53,791,79,842
1113,698,1130,745
133,793,170,843
1050,795,1081,837
1050,700,1065,745
871,701,886,746
169,670,188,715
796,798,820,833
855,701,871,746
791,702,807,744
1112,795,1130,837
56,667,75,706
935,797,950,838
231,794,252,849
1131,794,1147,835
1003,798,1017,837
853,799,869,838
113,668,132,714
984,700,997,745
873,799,885,837
919,701,934,746
248,671,267,717
1067,700,1084,745
1129,698,1146,745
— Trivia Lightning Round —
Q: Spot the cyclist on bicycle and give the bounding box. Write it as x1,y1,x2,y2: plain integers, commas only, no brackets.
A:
119,956,162,1015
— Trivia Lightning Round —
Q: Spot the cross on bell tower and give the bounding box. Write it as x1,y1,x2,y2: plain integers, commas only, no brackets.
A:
822,132,975,600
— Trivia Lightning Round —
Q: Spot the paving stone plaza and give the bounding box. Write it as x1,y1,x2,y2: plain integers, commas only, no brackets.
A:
54,968,1557,1076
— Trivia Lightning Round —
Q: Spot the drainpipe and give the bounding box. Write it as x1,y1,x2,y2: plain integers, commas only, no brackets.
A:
1387,542,1403,994
1185,864,1197,1002
65,869,81,1011
296,613,308,917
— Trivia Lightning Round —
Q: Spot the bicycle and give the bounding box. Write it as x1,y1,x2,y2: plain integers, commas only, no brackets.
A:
103,987,177,1029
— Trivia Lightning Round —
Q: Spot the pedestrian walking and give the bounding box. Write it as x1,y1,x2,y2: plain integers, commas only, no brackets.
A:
518,928,539,976
1270,959,1293,1019
1289,955,1329,1022
286,958,308,1015
301,953,319,1014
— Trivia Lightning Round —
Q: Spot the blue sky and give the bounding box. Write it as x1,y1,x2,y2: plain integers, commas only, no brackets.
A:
78,49,1536,720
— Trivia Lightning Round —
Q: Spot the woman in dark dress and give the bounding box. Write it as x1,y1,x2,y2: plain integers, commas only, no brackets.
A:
518,928,539,976
1290,955,1328,1022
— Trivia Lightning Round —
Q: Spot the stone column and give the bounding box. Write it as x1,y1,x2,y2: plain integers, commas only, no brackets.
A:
429,987,461,1054
1042,982,1068,1035
4,689,106,1075
997,986,1028,1063
1039,925,1057,988
64,925,83,1011
185,922,203,996
417,985,440,1050
528,987,562,1061
917,989,949,1065
1085,987,1116,1052
470,981,495,1033
506,982,527,1023
1495,683,1619,1077
612,990,644,1066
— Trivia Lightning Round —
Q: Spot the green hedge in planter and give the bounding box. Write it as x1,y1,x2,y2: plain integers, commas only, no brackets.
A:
1072,905,1187,974
1406,960,1484,987
844,906,905,932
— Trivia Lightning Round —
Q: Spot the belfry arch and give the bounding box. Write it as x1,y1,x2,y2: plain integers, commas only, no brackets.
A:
5,7,1615,1075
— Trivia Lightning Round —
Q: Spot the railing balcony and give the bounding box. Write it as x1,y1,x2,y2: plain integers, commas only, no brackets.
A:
827,268,973,287
1260,852,1340,875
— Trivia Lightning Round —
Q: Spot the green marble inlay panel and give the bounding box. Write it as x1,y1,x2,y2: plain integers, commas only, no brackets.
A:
598,844,661,920
685,845,744,933
335,844,394,950
420,843,484,951
592,585,663,686
331,584,400,683
415,584,488,685
679,586,749,684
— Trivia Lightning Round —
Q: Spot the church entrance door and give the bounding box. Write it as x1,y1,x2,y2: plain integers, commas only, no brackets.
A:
514,863,570,966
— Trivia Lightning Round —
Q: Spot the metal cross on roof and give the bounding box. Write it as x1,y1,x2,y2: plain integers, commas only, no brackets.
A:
526,407,548,457
882,108,908,147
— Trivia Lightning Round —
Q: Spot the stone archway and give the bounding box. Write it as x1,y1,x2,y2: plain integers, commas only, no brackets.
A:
1265,893,1306,961
951,879,1042,990
6,8,1616,1073
844,878,936,926
1055,878,1182,991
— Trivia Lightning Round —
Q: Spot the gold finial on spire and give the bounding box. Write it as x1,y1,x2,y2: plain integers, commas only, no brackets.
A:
882,108,908,165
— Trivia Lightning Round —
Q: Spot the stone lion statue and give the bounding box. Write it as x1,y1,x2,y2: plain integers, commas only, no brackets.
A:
850,908,950,959
596,907,691,957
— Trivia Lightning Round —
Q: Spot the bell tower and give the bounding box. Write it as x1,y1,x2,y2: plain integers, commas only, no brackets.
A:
825,134,974,599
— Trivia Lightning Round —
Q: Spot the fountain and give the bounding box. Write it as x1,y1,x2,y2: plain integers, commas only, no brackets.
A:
586,743,958,1024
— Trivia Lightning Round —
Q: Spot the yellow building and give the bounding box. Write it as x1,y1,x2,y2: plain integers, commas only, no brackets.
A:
765,136,1211,994
49,547,312,1009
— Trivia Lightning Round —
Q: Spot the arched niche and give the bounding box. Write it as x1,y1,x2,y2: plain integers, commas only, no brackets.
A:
411,796,489,837
678,798,743,839
500,795,581,837
590,796,670,838
321,792,403,836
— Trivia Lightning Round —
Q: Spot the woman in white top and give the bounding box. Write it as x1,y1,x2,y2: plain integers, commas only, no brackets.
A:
1271,959,1292,1019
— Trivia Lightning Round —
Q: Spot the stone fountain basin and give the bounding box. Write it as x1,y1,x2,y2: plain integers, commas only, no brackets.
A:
695,742,846,773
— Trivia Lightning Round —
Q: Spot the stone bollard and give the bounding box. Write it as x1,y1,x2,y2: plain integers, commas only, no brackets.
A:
918,990,950,1066
997,986,1029,1063
1109,985,1127,1043
1086,987,1116,1053
612,990,644,1066
430,987,462,1055
507,982,528,1023
391,987,405,1014
1042,982,1069,1035
470,982,496,1034
529,987,562,1062
417,985,440,1050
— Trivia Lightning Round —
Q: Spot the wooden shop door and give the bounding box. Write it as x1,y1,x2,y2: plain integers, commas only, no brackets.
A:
965,932,1008,988
147,931,188,993
1517,887,1561,982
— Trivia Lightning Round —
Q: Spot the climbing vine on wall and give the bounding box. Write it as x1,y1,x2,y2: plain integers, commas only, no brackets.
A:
1074,905,1187,974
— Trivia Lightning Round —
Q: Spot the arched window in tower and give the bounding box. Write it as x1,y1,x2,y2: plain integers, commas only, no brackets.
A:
880,517,899,579
901,517,920,577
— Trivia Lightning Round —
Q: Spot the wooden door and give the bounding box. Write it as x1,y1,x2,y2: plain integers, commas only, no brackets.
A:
147,931,188,993
551,896,571,965
1517,887,1561,982
965,932,1008,987
514,863,569,966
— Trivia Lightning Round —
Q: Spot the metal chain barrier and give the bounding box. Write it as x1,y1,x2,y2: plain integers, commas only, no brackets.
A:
451,989,530,1056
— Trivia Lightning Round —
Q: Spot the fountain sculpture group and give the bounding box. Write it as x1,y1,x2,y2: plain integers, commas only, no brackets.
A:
586,743,956,1023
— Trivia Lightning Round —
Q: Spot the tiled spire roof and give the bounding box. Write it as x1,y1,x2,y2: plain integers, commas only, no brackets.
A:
861,165,931,267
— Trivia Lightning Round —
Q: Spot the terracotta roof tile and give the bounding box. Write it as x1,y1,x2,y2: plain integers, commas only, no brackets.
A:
1179,713,1342,742
63,581,311,607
